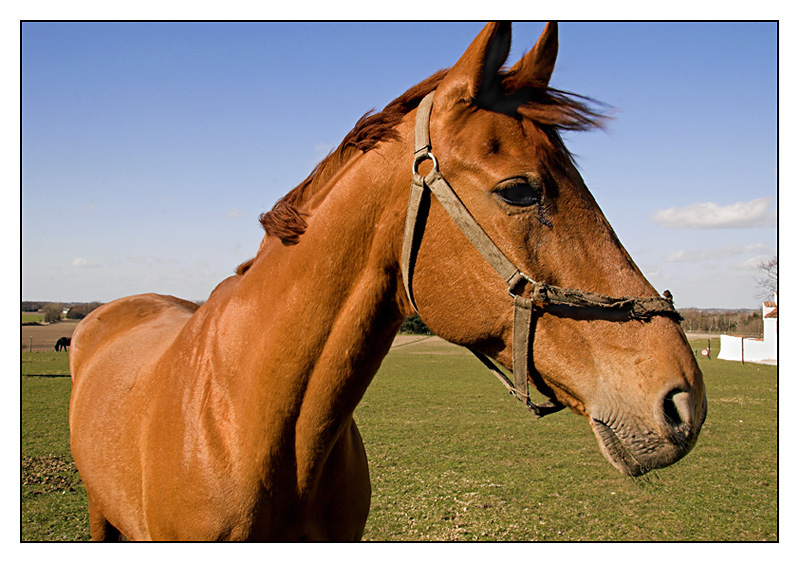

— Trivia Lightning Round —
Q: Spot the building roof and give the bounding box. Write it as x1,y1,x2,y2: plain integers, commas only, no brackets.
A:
765,308,778,319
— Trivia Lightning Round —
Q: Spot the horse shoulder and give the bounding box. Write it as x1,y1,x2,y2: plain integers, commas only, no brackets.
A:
69,294,200,414
71,293,198,376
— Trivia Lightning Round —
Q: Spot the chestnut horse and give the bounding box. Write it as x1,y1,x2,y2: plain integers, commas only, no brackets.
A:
69,22,706,541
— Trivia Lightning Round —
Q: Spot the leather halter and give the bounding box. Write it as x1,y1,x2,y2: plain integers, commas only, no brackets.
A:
400,90,681,418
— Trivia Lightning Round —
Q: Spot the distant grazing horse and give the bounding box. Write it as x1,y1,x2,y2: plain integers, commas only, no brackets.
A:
69,22,706,541
54,337,71,352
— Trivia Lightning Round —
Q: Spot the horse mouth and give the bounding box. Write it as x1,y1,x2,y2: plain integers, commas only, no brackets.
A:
590,418,647,477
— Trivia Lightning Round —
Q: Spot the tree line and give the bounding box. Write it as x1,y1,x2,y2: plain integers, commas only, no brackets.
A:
400,309,765,337
23,302,104,323
678,308,763,336
22,302,765,337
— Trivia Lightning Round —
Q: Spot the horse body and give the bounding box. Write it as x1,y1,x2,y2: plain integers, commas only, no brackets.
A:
70,136,410,539
70,22,706,541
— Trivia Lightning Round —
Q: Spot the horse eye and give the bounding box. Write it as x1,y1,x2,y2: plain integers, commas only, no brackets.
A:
496,180,541,207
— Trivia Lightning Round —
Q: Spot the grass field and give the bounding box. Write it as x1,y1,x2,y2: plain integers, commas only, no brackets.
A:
20,336,777,541
22,312,45,324
21,351,89,541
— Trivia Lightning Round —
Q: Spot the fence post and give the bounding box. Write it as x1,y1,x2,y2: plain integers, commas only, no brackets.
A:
29,336,32,353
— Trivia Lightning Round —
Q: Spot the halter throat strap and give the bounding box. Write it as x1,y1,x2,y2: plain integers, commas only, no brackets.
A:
401,90,679,417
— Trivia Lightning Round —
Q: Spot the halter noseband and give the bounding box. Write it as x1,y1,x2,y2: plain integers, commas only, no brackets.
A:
400,91,680,418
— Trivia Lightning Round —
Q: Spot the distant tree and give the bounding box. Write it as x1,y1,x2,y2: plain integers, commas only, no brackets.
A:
756,256,777,298
400,314,431,335
66,302,103,319
679,308,763,336
42,303,63,323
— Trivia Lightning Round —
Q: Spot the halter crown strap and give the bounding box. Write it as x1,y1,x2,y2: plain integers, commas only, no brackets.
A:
403,91,548,414
401,90,679,417
407,93,530,298
414,91,433,156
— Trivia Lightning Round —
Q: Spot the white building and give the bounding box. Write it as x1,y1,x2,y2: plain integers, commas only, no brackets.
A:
718,293,777,364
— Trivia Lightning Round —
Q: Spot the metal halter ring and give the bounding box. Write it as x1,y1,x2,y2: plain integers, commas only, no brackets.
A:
412,150,439,176
507,271,536,299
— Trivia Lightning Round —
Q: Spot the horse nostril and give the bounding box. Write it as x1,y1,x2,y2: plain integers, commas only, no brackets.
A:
662,389,693,431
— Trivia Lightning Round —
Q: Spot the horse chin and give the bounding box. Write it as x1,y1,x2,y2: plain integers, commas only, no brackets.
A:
589,418,648,477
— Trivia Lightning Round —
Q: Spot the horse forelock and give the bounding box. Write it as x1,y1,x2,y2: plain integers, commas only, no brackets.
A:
251,65,607,255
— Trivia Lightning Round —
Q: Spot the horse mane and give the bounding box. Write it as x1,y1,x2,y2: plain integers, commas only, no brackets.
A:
240,66,606,273
254,69,449,254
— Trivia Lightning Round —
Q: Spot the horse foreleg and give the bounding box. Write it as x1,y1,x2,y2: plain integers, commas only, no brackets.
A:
88,497,122,541
314,420,371,540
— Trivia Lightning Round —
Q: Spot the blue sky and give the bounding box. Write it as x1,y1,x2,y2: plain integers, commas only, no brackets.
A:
21,21,777,308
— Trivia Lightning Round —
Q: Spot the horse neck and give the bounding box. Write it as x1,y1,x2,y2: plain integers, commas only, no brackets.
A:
205,129,413,486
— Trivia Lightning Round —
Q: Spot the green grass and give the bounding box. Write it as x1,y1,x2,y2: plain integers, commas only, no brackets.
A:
355,337,777,541
21,352,90,541
21,352,71,378
22,312,45,324
20,338,777,541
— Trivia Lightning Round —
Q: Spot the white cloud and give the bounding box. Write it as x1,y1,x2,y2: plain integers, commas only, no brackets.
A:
314,142,332,155
665,243,770,263
227,208,243,219
72,257,99,268
732,255,768,271
651,197,777,229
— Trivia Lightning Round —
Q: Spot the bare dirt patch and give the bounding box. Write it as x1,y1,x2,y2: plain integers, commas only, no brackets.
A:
21,320,81,352
21,456,83,495
390,335,465,355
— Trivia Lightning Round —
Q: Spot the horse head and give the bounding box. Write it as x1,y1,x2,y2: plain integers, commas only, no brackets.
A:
404,22,706,476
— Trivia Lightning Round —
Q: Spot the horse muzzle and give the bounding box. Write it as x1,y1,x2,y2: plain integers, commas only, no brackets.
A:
589,387,707,477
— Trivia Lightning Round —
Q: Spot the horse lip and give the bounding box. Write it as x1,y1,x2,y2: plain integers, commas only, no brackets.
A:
590,418,646,477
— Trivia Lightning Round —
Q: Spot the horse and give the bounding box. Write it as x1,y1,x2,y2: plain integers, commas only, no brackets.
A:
55,337,71,352
69,22,706,541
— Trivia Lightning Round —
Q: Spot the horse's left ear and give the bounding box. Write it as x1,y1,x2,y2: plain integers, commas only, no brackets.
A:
437,22,512,107
507,22,559,89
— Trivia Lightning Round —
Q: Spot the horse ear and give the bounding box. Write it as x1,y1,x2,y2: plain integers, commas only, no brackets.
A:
507,22,559,89
438,22,512,107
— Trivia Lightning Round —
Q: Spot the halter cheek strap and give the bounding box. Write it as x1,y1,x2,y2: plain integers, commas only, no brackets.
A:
401,91,679,418
402,92,557,416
